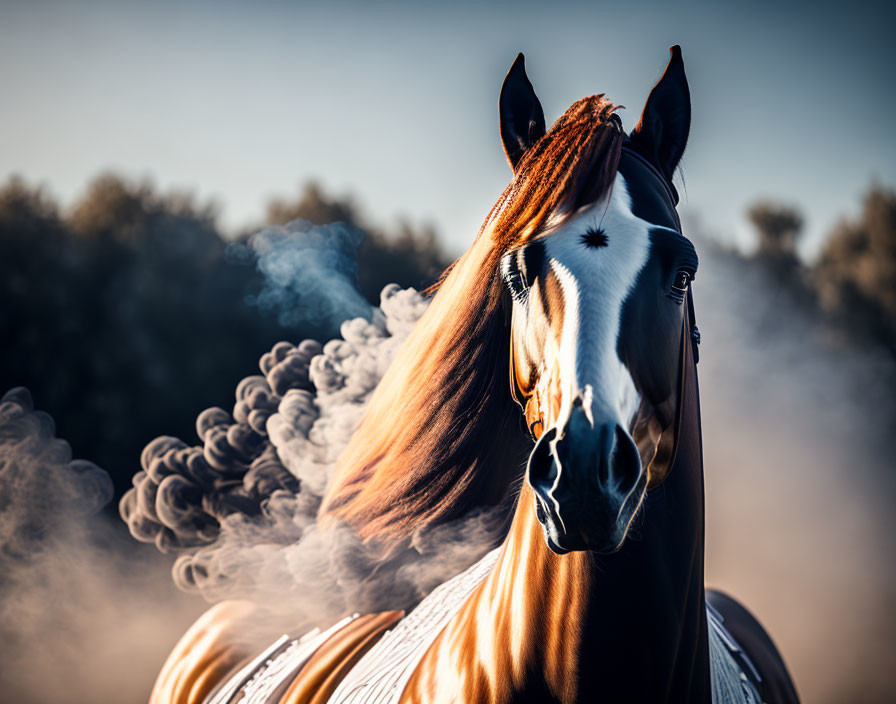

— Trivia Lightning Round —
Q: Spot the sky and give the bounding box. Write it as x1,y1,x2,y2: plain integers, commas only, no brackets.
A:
1,0,894,257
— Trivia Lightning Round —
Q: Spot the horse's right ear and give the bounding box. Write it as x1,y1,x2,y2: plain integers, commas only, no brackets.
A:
499,53,546,173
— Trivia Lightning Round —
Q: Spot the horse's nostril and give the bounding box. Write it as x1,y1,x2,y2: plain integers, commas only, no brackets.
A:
611,424,641,494
597,423,615,487
527,427,558,490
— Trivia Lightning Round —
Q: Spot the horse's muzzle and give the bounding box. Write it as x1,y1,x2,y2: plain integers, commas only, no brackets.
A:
526,406,643,554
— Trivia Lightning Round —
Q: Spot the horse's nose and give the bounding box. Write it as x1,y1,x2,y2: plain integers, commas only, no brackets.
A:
527,405,643,552
529,406,641,507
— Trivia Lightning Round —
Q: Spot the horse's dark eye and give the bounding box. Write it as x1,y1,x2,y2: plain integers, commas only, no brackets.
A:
667,268,692,304
502,242,544,303
505,270,529,302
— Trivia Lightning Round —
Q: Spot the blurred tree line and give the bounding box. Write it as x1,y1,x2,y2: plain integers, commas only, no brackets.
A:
743,183,896,357
0,174,450,498
2,171,894,501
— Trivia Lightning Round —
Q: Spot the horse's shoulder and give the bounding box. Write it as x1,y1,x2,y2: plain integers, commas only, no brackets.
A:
150,600,258,704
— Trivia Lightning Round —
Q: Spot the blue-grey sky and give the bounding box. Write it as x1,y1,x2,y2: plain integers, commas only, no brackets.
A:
2,0,894,257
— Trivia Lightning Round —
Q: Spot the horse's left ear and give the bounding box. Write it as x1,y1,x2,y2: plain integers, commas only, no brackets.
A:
629,45,691,182
499,53,546,173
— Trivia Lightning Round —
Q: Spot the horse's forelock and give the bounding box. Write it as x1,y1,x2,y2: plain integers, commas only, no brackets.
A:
492,94,624,248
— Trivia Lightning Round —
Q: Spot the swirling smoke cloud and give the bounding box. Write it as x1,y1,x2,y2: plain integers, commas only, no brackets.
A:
0,388,206,704
119,269,498,625
228,219,373,330
0,387,112,568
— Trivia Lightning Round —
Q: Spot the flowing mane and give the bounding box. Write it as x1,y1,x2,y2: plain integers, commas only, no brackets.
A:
319,95,624,547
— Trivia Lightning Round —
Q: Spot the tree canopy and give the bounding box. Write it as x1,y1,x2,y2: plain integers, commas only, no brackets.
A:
0,174,449,498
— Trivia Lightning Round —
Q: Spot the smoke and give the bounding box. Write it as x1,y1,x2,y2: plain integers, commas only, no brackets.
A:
0,387,112,565
0,221,436,703
120,282,499,631
695,244,896,704
0,388,205,704
228,219,373,331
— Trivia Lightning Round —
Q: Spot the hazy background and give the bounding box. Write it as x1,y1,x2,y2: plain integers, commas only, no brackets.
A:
1,1,894,703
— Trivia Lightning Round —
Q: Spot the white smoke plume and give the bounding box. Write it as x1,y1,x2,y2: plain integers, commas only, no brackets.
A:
0,387,112,563
228,219,374,330
120,281,502,630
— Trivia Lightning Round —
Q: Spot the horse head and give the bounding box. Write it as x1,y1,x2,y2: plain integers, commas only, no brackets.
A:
322,47,696,558
501,48,697,554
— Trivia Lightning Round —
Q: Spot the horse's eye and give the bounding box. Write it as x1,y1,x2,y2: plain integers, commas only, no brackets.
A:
667,268,692,304
504,269,529,302
501,254,529,302
502,243,543,303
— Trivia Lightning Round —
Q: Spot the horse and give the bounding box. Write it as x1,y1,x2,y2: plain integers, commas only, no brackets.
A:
150,47,800,704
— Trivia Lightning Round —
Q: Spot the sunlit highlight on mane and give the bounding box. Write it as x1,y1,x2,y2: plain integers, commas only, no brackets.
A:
319,95,623,548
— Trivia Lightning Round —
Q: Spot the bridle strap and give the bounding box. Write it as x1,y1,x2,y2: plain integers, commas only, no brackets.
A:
687,285,700,365
619,145,699,482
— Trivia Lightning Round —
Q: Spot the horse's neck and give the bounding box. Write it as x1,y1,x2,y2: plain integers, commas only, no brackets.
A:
403,359,709,704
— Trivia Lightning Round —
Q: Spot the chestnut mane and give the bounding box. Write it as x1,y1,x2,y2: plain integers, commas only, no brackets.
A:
319,95,624,548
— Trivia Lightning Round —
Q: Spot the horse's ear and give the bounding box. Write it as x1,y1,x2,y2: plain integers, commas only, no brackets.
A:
499,53,546,173
629,45,691,182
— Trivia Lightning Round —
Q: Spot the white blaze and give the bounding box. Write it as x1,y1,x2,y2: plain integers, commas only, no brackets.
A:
539,174,652,430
